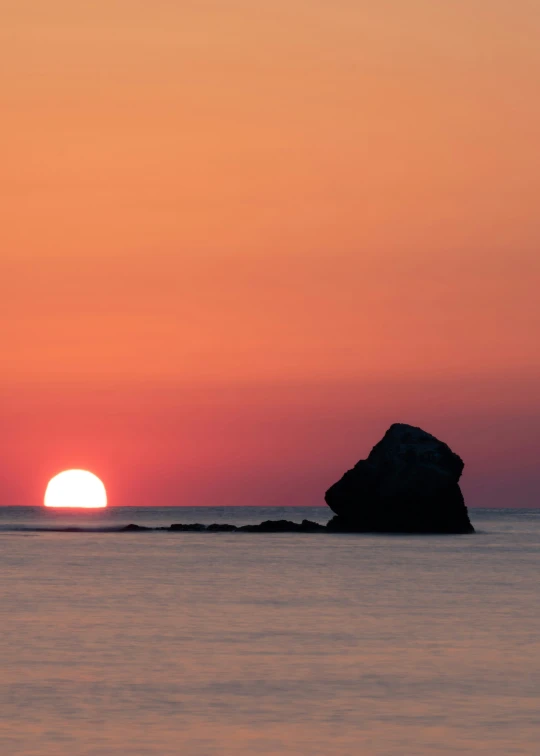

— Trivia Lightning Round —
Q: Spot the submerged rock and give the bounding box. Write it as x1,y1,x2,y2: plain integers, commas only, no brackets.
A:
325,423,474,533
121,523,152,532
169,523,207,531
239,519,325,533
119,520,325,533
206,523,238,532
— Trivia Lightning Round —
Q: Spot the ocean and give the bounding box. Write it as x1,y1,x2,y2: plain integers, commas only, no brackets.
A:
1,506,539,755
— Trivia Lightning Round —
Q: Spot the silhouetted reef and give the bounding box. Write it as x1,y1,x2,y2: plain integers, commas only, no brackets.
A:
120,519,326,533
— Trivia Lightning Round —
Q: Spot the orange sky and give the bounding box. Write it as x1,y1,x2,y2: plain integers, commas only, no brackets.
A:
1,1,539,506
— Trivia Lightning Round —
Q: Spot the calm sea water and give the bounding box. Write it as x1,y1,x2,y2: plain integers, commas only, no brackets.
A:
1,506,539,756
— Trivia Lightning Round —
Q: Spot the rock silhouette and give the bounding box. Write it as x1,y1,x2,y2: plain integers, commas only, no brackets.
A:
239,519,325,533
325,423,473,533
120,520,325,533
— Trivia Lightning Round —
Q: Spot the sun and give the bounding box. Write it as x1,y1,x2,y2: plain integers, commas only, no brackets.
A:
44,470,108,509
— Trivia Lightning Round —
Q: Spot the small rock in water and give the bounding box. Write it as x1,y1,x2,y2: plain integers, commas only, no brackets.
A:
299,519,326,532
169,523,207,531
206,523,238,532
239,519,325,533
325,423,474,533
121,523,152,532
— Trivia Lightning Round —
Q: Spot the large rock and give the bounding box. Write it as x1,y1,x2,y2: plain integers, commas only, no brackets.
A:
325,424,474,533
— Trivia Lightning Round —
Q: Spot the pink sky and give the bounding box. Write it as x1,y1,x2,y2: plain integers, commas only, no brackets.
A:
1,1,539,506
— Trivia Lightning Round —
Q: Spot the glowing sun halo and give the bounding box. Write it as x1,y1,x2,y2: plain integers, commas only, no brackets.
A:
44,470,108,509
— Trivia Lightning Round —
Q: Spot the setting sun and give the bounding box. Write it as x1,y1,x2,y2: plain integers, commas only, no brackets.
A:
44,470,108,509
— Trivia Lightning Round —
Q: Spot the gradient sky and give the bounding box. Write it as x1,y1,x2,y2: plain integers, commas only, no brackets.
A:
2,1,539,507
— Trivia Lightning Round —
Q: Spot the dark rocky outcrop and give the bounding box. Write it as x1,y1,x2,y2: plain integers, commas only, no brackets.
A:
120,519,326,533
239,519,325,533
325,423,474,533
169,523,207,531
206,523,239,532
121,523,152,532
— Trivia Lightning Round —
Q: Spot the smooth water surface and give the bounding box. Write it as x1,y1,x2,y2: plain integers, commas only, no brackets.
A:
0,507,539,755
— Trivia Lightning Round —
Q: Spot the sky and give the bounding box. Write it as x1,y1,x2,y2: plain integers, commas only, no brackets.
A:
1,1,539,507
